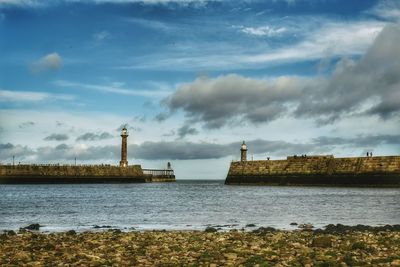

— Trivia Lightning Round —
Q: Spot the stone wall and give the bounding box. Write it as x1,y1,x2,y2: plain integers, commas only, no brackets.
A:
0,164,143,177
226,156,400,186
0,164,147,183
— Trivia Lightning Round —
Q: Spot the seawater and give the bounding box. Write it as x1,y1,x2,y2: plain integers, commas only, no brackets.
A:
0,180,399,232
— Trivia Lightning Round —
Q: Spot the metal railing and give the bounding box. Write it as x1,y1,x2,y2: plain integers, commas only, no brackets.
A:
142,169,174,177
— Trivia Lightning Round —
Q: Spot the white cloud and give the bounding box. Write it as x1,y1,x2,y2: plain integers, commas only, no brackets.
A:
243,21,385,64
54,80,171,98
0,89,74,102
79,0,217,4
238,25,287,37
0,0,221,7
124,17,174,31
30,52,62,73
161,24,400,128
366,0,400,22
0,0,41,6
162,74,304,128
93,30,111,41
0,143,34,160
117,20,386,71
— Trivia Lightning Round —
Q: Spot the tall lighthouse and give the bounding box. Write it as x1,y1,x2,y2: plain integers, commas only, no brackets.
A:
120,127,129,167
240,141,247,162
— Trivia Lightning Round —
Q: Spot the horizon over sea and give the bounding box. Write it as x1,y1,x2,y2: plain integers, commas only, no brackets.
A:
1,180,399,232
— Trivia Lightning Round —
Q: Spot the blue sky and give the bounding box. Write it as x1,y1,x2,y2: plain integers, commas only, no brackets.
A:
1,0,400,179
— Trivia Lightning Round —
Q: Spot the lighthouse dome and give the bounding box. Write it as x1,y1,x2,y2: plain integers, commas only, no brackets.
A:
121,127,129,136
241,141,247,150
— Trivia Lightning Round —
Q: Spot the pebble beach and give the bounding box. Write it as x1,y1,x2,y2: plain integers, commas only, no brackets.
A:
1,225,400,266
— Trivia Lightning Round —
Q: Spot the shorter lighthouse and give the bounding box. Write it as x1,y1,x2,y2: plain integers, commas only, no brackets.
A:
120,127,129,167
240,141,247,162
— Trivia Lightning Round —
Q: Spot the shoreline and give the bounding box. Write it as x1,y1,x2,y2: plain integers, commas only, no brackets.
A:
3,223,400,234
1,225,400,266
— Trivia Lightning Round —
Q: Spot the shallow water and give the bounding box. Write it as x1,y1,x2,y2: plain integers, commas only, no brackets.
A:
1,180,399,232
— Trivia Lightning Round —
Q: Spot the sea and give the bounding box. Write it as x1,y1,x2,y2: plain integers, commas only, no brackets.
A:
1,180,399,232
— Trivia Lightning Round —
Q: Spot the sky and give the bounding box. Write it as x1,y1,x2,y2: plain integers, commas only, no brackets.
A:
1,0,400,179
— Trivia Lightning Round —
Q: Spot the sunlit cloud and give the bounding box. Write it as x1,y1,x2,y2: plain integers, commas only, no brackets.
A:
30,52,62,73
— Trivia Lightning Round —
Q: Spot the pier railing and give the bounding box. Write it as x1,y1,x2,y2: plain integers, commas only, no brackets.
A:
142,169,174,177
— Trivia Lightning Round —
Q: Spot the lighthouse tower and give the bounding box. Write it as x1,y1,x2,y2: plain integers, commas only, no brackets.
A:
240,141,247,162
120,127,129,167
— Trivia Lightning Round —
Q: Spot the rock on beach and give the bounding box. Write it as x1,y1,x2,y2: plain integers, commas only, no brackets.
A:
0,228,400,266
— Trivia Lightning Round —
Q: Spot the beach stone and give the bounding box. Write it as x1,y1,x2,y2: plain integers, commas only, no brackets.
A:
23,223,41,230
292,242,303,249
324,224,347,233
246,223,256,227
18,228,27,234
224,253,237,260
15,251,31,262
391,224,400,231
391,259,400,266
351,241,368,250
311,236,332,248
204,227,218,233
6,230,16,236
252,227,276,234
0,234,6,240
290,222,298,226
353,224,371,231
298,223,314,231
67,230,76,235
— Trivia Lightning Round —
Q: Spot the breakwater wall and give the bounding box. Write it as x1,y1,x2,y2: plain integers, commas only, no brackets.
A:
225,155,400,186
0,164,175,183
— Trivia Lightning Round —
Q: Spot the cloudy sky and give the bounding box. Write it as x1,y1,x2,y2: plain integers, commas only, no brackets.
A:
1,0,400,179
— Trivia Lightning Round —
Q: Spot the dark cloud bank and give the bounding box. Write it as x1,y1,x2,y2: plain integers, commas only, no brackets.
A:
159,25,400,128
76,132,113,141
1,134,399,162
18,121,35,129
177,125,198,138
43,133,69,141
